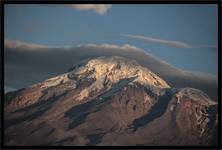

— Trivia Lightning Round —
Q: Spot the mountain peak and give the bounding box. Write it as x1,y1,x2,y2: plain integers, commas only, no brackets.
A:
4,56,217,146
69,56,170,87
36,56,170,101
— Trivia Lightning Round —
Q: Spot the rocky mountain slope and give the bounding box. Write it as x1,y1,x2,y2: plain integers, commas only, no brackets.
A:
4,56,218,146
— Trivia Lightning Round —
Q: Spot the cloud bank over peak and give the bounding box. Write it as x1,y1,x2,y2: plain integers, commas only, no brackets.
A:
65,4,112,15
4,39,217,101
79,43,144,52
5,39,144,53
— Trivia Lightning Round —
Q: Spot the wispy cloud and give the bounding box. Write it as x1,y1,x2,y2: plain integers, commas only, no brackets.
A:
4,39,48,50
79,43,143,52
120,34,191,48
121,34,218,51
65,4,112,15
4,40,142,52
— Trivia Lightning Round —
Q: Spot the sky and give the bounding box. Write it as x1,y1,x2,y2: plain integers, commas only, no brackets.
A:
5,4,218,75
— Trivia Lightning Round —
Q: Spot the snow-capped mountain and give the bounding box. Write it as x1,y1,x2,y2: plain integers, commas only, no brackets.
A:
4,56,218,146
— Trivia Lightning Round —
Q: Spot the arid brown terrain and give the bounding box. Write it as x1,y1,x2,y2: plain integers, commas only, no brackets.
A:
4,56,218,146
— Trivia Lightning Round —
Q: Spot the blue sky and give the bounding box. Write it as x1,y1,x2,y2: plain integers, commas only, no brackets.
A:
5,4,218,75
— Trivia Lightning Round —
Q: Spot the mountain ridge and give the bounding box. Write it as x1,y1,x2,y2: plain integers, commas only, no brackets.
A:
4,56,218,146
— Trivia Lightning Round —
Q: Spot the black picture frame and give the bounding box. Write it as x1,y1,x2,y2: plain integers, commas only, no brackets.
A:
1,0,221,149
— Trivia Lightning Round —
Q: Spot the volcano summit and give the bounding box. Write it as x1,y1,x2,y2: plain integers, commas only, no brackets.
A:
4,56,218,146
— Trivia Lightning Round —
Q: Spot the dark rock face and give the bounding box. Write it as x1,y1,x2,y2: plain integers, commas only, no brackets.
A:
4,56,218,146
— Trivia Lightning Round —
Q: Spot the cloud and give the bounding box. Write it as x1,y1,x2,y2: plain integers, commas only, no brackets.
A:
4,39,48,50
121,34,191,48
4,40,142,52
79,43,143,52
4,39,217,101
66,4,112,15
121,34,218,51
